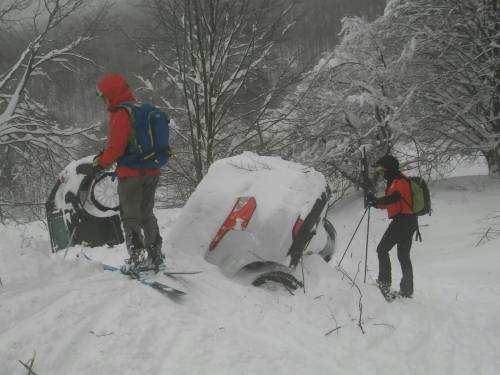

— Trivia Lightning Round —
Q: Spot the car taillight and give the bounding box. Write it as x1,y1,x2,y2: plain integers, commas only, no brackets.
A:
292,216,303,240
208,196,257,251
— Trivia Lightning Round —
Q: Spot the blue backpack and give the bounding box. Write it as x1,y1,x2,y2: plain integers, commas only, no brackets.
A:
117,102,170,169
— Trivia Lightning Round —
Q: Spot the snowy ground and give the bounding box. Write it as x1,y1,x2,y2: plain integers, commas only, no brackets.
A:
1,175,500,375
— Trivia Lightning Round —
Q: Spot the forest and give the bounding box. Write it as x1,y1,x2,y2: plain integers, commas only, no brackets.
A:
1,0,498,221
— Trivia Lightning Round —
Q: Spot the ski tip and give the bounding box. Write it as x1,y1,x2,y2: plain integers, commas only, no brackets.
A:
104,264,119,272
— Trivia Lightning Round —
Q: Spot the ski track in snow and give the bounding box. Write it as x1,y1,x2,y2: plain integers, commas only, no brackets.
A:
1,175,500,375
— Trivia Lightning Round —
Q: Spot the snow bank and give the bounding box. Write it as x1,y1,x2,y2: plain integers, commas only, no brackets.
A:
1,175,499,375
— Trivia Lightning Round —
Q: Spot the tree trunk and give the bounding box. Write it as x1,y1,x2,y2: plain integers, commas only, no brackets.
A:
485,142,500,177
486,0,500,178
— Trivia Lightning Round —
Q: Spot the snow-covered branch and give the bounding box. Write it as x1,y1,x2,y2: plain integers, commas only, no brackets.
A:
0,0,110,219
141,0,302,185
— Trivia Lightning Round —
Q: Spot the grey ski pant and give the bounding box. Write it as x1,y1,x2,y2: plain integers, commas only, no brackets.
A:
117,175,161,255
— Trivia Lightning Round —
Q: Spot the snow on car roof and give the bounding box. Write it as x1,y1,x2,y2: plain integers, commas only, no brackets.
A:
168,152,327,256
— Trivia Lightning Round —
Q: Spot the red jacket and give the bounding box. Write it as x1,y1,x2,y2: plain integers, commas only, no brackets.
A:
376,174,413,218
96,73,161,178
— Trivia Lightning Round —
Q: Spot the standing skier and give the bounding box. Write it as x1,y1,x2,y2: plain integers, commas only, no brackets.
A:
92,72,165,273
366,155,417,299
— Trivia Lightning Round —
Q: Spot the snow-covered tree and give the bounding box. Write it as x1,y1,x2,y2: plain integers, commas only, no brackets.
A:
281,13,414,192
0,0,109,220
281,0,500,193
140,0,299,185
388,0,500,177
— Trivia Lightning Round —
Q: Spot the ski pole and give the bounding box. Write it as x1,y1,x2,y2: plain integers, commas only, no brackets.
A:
363,206,371,283
338,206,369,267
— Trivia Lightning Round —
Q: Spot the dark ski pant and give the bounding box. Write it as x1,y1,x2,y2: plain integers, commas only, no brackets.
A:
117,175,161,255
376,214,417,296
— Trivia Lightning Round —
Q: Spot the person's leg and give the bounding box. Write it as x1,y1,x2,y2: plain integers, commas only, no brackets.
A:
140,175,164,266
376,220,398,287
118,177,144,260
397,218,416,297
141,175,161,246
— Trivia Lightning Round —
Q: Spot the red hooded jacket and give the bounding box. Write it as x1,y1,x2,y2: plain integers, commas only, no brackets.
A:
96,73,161,177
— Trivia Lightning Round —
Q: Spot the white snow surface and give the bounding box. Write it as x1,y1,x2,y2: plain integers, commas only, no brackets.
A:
1,175,500,375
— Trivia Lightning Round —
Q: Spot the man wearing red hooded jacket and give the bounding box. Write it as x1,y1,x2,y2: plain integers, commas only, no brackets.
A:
93,73,164,272
366,155,417,300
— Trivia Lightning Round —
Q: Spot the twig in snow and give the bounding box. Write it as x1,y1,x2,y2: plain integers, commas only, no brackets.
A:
323,304,341,336
89,330,114,337
475,227,492,247
325,326,342,336
351,261,361,287
18,351,38,375
335,265,365,334
372,323,396,330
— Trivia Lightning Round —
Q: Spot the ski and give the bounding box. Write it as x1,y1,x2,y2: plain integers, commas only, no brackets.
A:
81,253,187,296
104,261,201,277
128,271,186,296
163,270,202,276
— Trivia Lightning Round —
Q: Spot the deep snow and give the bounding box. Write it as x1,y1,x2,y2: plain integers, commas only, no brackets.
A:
1,174,500,375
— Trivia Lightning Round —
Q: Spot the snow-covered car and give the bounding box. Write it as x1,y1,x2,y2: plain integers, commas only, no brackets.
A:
45,156,124,252
168,152,337,289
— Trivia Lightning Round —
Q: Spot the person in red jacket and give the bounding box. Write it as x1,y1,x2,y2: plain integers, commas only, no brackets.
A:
366,155,417,299
93,73,165,272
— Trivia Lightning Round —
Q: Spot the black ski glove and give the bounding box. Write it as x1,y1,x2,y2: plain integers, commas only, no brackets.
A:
91,154,104,177
365,193,377,207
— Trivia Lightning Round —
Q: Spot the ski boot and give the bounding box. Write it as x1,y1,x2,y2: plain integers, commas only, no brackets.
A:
399,268,414,298
121,247,147,275
377,279,397,302
146,234,165,271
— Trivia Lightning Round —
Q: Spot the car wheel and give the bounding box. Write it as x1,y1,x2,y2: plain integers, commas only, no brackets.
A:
252,271,304,291
90,172,120,212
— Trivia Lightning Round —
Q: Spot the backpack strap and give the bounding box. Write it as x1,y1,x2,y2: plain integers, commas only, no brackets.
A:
115,102,135,116
415,219,422,242
400,195,412,212
114,103,138,155
398,176,413,213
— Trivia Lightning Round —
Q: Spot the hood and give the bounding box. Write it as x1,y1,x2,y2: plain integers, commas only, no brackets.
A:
97,73,135,110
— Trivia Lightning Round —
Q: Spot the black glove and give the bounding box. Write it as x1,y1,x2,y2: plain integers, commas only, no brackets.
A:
365,193,377,207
